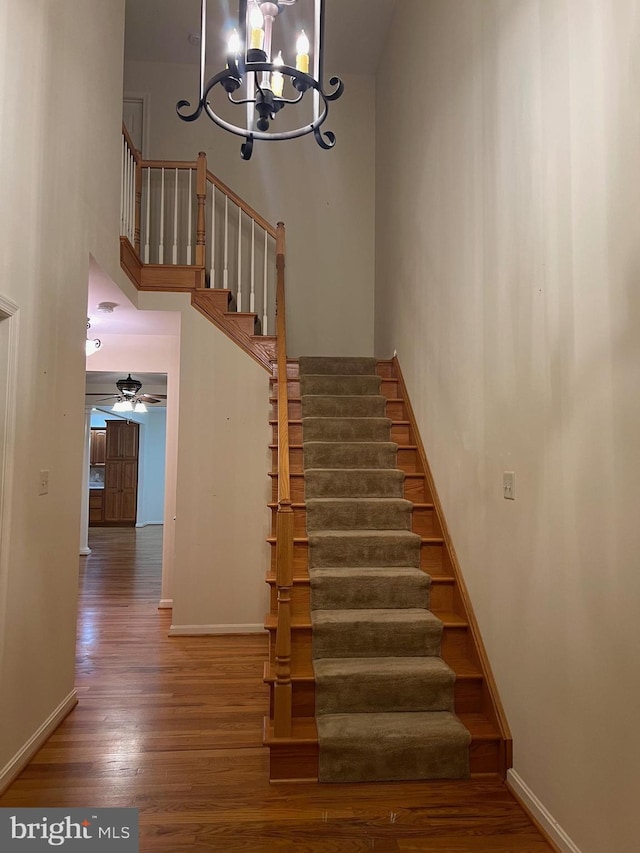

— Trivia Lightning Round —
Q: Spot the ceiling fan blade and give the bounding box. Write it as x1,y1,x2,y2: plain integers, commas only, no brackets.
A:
138,393,167,401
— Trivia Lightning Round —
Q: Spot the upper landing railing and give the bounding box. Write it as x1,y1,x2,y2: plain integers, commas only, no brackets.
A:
120,124,278,335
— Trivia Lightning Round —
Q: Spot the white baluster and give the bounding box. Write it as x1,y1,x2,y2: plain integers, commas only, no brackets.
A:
129,151,135,243
120,138,126,236
223,195,229,290
262,229,268,335
187,169,193,266
250,219,255,313
237,205,242,312
144,167,151,264
172,168,178,264
159,168,165,264
209,184,216,287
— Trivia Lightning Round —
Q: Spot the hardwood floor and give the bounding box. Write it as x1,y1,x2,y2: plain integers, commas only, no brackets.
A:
0,527,554,852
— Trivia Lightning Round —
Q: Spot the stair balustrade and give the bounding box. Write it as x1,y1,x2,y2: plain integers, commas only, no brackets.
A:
120,125,294,740
273,223,293,737
120,126,278,335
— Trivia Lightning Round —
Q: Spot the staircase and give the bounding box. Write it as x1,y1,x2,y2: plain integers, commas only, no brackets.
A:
264,357,512,782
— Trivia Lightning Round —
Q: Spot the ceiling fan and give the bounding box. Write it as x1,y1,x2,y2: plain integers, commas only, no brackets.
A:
86,374,167,411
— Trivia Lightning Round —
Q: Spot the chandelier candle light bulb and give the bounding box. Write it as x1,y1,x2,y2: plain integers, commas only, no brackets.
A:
271,51,284,97
249,3,265,50
296,29,309,73
227,28,240,58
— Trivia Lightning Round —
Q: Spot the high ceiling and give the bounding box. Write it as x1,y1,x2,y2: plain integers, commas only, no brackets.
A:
124,0,397,75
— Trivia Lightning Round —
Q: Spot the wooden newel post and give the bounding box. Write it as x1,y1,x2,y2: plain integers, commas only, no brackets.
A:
195,151,207,274
134,151,142,257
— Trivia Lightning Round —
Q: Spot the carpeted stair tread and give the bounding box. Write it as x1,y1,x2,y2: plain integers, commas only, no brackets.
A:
299,356,378,376
304,468,405,498
309,566,430,609
306,497,413,531
316,711,471,782
301,395,387,418
302,416,392,443
309,529,421,568
314,656,455,714
311,608,442,658
304,441,397,470
301,374,381,397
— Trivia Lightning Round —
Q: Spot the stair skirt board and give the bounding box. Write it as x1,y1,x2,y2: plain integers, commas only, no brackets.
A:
299,356,471,784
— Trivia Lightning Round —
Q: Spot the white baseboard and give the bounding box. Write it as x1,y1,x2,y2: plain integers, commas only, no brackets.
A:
507,769,581,853
168,623,266,636
135,521,164,528
158,598,173,609
0,690,78,795
79,547,91,556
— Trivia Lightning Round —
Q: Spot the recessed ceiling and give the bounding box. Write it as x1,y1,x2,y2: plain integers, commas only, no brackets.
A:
124,0,397,75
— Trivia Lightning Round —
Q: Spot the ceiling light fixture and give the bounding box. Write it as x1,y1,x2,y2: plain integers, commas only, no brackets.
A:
86,319,101,357
177,0,344,160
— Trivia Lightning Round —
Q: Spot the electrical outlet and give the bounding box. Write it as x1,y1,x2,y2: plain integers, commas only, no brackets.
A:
503,471,515,500
39,470,49,496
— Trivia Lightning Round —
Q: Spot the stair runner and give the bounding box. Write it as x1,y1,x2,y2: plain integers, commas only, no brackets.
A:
300,356,471,783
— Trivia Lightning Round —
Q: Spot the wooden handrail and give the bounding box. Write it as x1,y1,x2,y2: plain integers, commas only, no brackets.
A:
138,159,198,170
207,170,278,239
273,222,293,738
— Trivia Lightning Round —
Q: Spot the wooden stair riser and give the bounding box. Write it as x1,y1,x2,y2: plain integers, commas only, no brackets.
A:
271,398,407,421
265,730,501,781
270,421,413,445
273,361,396,381
270,445,420,474
226,312,258,337
267,623,472,674
266,575,456,615
265,673,485,719
269,504,438,538
268,538,444,573
270,473,432,504
271,378,400,400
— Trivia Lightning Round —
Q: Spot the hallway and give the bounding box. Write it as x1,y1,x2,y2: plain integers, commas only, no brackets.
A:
0,528,554,851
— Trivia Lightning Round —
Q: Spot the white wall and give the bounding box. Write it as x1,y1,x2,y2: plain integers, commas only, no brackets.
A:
132,294,272,634
124,60,376,358
375,2,640,851
135,411,167,526
0,0,126,786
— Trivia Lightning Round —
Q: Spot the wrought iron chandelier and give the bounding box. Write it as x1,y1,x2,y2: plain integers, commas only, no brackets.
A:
176,0,344,160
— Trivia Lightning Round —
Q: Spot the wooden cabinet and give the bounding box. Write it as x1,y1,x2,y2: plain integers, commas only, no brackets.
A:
89,489,104,524
90,429,106,465
91,421,139,527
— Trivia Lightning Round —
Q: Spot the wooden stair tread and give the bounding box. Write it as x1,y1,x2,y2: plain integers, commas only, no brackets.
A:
266,535,445,547
263,659,482,684
265,572,455,585
264,713,500,746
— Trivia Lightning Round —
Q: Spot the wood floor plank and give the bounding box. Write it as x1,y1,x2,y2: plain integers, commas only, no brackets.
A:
0,527,554,852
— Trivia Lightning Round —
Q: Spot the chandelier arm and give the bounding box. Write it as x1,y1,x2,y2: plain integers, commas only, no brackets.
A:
203,96,330,142
324,76,345,102
313,127,336,151
241,135,254,160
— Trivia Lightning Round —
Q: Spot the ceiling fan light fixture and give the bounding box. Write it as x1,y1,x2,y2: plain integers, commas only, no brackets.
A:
112,398,133,413
133,401,148,413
